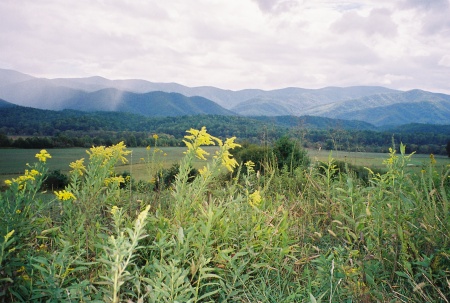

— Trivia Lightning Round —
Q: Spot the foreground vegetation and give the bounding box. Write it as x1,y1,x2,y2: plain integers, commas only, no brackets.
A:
1,127,449,302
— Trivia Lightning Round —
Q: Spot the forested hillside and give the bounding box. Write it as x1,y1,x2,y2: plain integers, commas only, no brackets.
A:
1,106,449,155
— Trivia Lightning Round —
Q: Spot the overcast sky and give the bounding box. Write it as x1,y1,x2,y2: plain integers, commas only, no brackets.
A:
1,0,450,93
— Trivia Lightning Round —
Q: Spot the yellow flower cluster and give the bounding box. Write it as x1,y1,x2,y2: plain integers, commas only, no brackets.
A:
183,127,220,160
4,169,41,189
429,154,436,165
35,150,52,162
183,127,241,172
249,190,262,208
216,137,241,172
245,160,255,171
104,175,125,186
198,166,209,176
111,205,120,216
54,190,76,201
87,141,131,165
69,158,86,175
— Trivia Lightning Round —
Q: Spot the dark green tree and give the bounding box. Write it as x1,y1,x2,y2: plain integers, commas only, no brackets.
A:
0,132,11,147
446,140,450,158
272,136,310,171
235,143,271,174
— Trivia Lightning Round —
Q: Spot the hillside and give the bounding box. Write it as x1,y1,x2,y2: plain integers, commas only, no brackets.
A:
301,89,450,126
0,98,16,108
61,88,235,116
251,115,377,130
1,68,450,126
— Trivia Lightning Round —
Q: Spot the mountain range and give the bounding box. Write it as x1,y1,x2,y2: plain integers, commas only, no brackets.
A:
1,68,450,126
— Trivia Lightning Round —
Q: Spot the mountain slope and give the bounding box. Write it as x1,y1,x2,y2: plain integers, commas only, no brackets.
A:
0,78,84,109
301,89,450,126
230,86,399,115
1,68,450,126
0,68,35,87
61,88,235,116
0,98,17,108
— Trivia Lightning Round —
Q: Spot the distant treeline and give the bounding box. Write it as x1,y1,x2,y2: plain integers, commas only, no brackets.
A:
1,107,449,155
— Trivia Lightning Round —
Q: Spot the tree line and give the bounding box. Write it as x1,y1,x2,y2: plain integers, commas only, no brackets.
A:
1,107,449,155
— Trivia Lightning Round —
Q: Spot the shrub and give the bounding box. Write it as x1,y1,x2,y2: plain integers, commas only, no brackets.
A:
272,136,310,171
42,170,69,190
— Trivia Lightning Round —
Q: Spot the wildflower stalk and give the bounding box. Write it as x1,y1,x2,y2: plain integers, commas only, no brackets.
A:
99,205,150,303
173,127,240,224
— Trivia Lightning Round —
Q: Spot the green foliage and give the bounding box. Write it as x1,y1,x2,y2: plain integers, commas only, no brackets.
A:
42,170,69,190
272,136,310,171
1,129,449,302
2,105,449,155
235,136,310,175
234,142,270,173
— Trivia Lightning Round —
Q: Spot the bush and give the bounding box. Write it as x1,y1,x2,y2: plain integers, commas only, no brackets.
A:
42,170,69,190
272,136,310,171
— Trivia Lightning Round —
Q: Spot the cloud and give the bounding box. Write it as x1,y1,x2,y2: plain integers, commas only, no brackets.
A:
252,0,299,13
332,8,398,37
0,0,449,94
400,0,449,11
438,55,450,67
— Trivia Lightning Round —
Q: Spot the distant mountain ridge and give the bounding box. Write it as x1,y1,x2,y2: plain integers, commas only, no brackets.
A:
1,68,450,126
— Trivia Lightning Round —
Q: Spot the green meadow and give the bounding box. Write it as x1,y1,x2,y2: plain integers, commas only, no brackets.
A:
1,147,448,184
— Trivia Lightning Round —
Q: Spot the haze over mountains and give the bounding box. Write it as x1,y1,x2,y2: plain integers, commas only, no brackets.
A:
1,68,450,126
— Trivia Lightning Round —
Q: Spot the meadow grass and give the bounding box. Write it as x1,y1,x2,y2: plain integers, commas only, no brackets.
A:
0,147,220,184
1,147,448,183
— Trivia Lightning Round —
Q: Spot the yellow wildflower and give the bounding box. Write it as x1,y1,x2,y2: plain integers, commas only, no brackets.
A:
198,166,209,176
4,179,12,186
183,127,221,160
113,142,131,163
245,160,255,169
35,150,52,162
430,154,436,165
104,176,125,186
87,142,131,165
111,205,119,216
216,137,241,172
54,190,76,201
153,134,159,140
4,230,15,241
69,158,86,175
16,209,21,214
30,169,40,177
219,150,239,172
146,145,151,150
249,190,262,208
222,137,241,149
195,147,210,160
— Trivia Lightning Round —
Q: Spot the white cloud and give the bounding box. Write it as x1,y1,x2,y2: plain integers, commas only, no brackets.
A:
0,0,449,93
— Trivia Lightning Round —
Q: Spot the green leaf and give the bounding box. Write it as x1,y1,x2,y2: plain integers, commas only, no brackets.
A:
395,271,409,279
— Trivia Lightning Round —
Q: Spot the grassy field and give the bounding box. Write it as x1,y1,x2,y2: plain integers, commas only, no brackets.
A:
0,146,220,184
1,147,449,184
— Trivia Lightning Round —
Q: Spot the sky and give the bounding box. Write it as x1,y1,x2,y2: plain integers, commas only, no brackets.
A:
1,0,450,93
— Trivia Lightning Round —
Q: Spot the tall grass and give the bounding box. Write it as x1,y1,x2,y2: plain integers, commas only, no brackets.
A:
0,128,448,302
